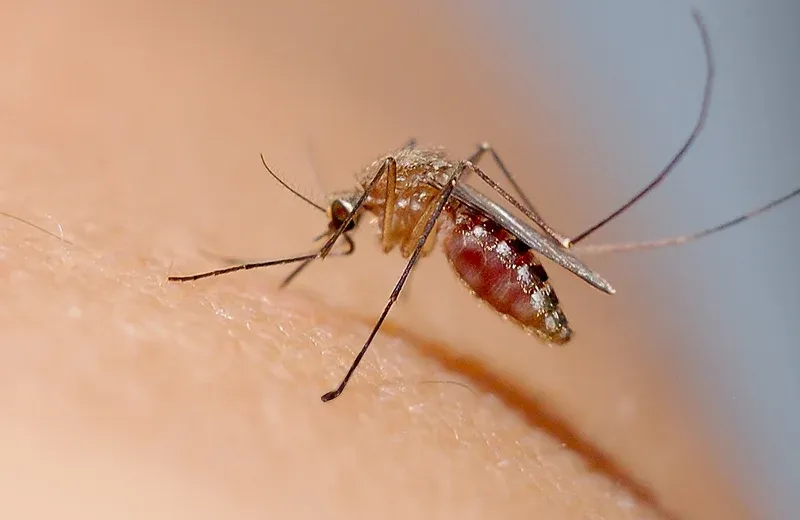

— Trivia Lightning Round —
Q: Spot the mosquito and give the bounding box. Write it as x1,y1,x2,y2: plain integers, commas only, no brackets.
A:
169,11,800,402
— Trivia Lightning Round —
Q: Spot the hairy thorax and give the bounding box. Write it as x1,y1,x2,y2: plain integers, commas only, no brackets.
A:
360,147,454,257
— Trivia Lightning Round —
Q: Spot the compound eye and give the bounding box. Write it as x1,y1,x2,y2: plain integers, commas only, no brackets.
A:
330,199,356,231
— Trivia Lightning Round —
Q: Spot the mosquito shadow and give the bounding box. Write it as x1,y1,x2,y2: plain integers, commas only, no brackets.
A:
377,321,675,519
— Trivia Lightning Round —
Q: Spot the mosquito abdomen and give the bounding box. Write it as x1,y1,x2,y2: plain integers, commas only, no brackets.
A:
441,206,572,344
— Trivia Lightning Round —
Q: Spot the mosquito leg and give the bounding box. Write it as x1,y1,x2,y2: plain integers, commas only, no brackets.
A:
278,257,315,288
318,157,395,259
199,229,329,269
168,252,320,282
401,182,449,258
569,10,714,245
574,186,800,255
464,162,572,247
279,234,356,288
321,161,472,402
466,144,537,214
465,143,571,246
381,154,399,252
189,234,356,287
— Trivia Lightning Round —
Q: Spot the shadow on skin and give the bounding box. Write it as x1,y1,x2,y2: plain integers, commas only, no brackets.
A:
362,317,673,519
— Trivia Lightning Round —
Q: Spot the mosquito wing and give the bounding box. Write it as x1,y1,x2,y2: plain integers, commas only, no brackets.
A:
449,183,616,294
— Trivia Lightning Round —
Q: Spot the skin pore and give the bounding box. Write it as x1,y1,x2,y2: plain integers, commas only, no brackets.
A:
0,1,751,519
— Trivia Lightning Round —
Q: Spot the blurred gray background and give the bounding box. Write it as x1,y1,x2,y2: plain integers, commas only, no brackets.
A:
452,0,799,517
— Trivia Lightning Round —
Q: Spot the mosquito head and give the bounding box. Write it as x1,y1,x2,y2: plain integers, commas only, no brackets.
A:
327,196,360,233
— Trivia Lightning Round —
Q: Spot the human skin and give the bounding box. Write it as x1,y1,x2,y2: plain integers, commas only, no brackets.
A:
0,1,751,519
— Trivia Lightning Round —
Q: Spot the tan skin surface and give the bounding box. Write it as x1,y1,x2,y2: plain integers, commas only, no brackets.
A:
0,1,750,519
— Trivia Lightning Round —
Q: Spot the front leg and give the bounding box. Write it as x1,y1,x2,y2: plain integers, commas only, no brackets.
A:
381,155,398,253
319,157,395,259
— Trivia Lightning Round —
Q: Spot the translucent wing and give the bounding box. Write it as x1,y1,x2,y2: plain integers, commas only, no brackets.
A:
449,183,616,294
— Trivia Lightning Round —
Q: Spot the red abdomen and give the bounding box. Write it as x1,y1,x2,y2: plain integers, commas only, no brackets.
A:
441,205,571,344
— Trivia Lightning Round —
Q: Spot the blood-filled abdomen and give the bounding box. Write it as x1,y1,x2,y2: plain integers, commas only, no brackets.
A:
440,205,571,344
